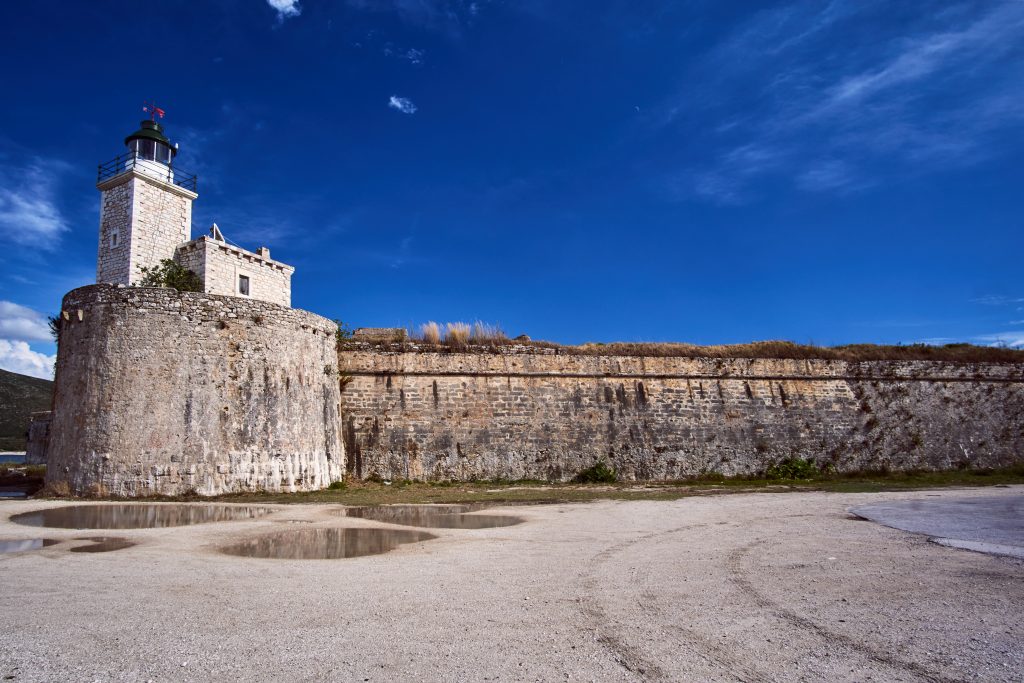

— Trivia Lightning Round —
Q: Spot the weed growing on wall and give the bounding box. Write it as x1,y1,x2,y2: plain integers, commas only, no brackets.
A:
574,461,618,483
444,322,470,347
137,259,203,292
470,321,507,344
420,321,441,345
335,320,354,348
765,457,819,480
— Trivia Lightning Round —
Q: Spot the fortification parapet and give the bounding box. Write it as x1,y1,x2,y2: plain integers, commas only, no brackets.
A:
47,285,344,496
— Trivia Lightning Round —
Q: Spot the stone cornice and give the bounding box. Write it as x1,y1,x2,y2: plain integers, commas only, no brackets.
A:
96,168,199,200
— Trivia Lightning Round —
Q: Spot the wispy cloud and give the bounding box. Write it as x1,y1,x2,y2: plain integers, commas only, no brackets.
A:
668,0,1024,203
0,301,52,342
970,295,1024,307
267,0,301,22
0,339,55,379
388,96,418,114
345,0,486,34
0,159,70,250
971,331,1024,349
384,44,425,65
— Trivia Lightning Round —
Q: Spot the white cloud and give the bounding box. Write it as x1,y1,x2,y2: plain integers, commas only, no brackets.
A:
388,96,418,114
0,160,69,250
670,0,1024,203
0,301,52,342
796,160,860,193
267,0,301,21
345,0,485,33
0,339,55,379
970,295,1024,306
815,3,1024,119
972,332,1024,349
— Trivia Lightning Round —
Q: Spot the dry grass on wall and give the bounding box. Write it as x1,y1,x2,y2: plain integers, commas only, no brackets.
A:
420,321,441,345
566,340,1024,363
346,329,1024,362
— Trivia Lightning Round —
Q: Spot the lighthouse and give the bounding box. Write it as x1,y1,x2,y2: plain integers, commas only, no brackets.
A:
94,107,294,306
95,108,197,286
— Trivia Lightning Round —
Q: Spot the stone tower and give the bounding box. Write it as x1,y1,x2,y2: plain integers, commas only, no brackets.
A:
95,117,198,285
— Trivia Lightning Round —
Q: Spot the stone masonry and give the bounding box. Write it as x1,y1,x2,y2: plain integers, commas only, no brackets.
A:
96,162,293,307
176,237,294,307
46,285,344,496
338,347,1024,481
96,171,195,285
25,411,52,466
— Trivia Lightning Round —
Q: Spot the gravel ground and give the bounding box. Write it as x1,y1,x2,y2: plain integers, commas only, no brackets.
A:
1,486,1022,682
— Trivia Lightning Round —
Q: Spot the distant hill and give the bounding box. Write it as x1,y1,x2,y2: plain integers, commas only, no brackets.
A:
0,368,53,451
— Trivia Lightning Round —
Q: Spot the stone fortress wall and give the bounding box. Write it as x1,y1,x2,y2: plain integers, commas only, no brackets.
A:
338,347,1024,482
46,285,344,496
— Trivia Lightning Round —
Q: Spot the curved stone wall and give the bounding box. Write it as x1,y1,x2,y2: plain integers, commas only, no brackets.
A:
47,285,344,496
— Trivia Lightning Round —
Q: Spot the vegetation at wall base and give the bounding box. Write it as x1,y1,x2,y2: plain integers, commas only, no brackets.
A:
48,464,1020,504
765,457,821,480
137,259,203,292
574,461,618,483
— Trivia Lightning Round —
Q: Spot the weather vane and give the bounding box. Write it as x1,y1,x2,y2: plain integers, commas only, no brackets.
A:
143,101,166,121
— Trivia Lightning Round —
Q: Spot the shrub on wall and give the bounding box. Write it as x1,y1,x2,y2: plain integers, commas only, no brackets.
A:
138,259,203,292
574,461,617,483
765,457,819,480
334,320,354,348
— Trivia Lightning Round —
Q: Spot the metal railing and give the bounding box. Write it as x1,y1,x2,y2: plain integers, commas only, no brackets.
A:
97,152,198,192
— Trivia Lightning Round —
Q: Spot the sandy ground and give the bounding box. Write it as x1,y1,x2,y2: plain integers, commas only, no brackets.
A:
1,487,1022,682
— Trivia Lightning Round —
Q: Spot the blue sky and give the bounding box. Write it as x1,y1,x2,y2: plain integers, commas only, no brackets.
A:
1,0,1023,378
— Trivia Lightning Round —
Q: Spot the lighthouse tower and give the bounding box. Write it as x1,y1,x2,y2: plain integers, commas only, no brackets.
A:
94,108,294,306
95,111,198,285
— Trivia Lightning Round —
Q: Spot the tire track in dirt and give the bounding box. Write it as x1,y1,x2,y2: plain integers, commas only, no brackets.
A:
577,528,678,680
726,540,964,683
577,523,779,681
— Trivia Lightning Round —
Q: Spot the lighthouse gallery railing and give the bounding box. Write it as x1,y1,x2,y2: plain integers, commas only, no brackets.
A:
97,152,198,193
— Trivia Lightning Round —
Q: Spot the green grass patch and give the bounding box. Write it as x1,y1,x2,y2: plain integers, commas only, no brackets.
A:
37,465,1024,504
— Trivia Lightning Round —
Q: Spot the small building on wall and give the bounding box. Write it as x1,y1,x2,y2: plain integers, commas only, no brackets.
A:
95,116,294,306
176,229,294,308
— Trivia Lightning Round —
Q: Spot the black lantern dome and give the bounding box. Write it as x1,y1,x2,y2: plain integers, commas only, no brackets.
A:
124,120,177,165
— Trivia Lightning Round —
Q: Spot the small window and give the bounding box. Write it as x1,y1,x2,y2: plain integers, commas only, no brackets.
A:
238,274,250,296
110,230,119,248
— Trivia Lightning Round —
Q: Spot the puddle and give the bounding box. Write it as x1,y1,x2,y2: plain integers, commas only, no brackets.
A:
221,527,435,560
10,504,272,529
0,538,59,553
70,537,135,553
340,504,523,529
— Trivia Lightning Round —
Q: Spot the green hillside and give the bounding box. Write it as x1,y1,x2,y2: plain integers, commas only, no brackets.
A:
0,368,53,451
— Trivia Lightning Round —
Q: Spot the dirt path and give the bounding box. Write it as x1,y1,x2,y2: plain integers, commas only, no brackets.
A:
1,487,1021,681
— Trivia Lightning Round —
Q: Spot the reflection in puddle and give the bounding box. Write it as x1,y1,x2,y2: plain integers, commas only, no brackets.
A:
0,538,59,553
10,505,272,529
70,537,135,553
221,527,436,560
341,504,523,529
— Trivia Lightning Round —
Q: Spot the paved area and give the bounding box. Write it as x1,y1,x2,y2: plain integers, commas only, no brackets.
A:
2,487,1022,682
852,494,1024,559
